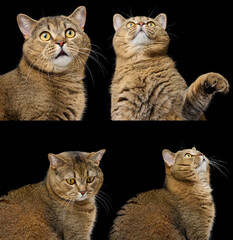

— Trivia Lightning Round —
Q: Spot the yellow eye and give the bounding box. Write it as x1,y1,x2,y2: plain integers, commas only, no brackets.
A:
127,22,135,28
66,178,76,185
40,32,51,41
86,176,95,183
147,22,155,27
185,153,192,158
65,29,76,38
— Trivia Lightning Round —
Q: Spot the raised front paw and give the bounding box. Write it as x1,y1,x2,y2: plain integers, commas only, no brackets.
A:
203,72,229,94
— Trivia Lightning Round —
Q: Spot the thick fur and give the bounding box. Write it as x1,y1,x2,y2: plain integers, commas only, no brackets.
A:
0,150,105,240
111,14,229,120
0,6,91,120
110,148,215,240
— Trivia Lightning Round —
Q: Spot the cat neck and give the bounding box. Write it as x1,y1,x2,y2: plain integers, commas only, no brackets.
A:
19,56,85,83
165,172,212,198
164,172,213,210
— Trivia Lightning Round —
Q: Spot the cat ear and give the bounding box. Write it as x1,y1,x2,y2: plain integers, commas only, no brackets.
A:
90,149,106,166
155,13,167,29
69,6,86,30
17,14,37,40
113,14,126,31
162,149,175,167
48,154,66,169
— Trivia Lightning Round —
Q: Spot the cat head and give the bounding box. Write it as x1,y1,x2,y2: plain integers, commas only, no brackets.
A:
113,13,169,58
47,149,105,202
17,6,91,73
162,147,210,182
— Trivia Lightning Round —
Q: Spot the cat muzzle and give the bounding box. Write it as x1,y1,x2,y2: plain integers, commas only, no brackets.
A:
55,50,68,59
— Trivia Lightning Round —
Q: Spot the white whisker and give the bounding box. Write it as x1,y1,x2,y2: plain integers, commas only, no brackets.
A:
209,157,229,179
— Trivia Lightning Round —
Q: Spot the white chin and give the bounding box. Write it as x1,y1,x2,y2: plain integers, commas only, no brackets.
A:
131,31,151,45
52,56,72,68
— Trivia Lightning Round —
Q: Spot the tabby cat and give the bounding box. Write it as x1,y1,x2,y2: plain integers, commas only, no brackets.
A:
111,13,229,120
0,149,105,239
110,148,215,240
0,6,91,120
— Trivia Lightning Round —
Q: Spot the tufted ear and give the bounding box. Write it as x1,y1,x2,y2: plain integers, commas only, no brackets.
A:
17,14,37,39
90,149,106,166
48,154,66,169
69,6,86,29
162,149,175,167
155,13,167,29
113,14,126,31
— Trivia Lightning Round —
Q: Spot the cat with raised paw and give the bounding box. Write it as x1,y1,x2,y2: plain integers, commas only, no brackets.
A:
0,6,90,120
111,13,229,120
110,148,215,240
0,149,105,239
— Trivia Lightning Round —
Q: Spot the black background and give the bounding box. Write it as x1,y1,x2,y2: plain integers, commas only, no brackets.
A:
0,0,232,239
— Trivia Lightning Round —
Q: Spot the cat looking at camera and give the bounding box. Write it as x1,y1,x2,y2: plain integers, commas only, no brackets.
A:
0,6,90,120
0,149,105,239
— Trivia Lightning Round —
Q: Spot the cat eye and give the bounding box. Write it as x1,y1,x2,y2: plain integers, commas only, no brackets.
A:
86,176,95,183
66,178,76,185
147,22,155,27
127,22,135,28
185,153,192,158
40,31,51,41
65,29,76,38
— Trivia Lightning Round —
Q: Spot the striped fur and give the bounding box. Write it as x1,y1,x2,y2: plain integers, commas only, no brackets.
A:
0,6,90,120
110,148,215,240
111,14,229,120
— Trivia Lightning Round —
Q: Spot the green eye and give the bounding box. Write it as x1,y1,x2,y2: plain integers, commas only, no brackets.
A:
127,22,135,28
86,176,95,183
66,178,76,185
40,31,51,41
185,153,192,158
147,22,155,27
65,29,76,38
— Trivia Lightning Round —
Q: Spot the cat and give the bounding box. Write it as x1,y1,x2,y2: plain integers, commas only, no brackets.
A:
0,149,105,239
0,6,91,120
111,13,229,120
110,148,215,240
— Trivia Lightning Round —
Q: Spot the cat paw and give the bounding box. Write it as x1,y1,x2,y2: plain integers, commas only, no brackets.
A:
203,73,229,94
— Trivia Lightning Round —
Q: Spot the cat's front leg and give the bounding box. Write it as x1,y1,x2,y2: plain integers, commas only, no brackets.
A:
182,72,229,120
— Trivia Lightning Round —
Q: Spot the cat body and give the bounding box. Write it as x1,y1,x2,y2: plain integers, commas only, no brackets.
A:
0,6,90,120
111,14,229,120
110,148,215,240
0,149,105,240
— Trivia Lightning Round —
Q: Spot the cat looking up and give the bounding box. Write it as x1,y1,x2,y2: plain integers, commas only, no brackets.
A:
0,149,105,239
111,13,229,120
110,148,215,240
0,6,91,120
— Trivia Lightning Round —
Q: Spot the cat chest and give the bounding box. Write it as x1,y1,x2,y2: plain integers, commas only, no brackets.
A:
19,79,85,120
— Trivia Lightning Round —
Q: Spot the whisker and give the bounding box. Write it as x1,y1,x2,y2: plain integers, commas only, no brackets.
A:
78,49,107,76
209,157,229,179
95,191,112,216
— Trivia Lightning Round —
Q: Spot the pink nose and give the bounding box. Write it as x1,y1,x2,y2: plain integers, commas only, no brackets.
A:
57,41,65,47
138,22,145,26
79,190,87,196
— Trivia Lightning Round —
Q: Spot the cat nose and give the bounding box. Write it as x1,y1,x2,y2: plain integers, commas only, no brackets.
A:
138,22,145,26
79,190,87,196
57,41,66,47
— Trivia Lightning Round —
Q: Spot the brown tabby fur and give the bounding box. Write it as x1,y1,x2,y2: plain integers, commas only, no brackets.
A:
110,148,215,240
0,149,105,240
111,14,229,120
0,6,91,120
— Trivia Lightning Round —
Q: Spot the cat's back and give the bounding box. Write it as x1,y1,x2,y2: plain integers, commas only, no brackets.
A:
0,183,60,240
110,189,186,240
